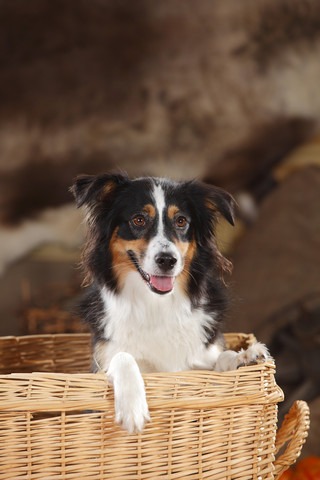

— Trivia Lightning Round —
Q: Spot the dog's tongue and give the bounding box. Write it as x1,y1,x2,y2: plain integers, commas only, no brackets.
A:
150,275,174,292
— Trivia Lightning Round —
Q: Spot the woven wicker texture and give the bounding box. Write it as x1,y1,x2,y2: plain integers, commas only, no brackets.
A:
0,334,91,374
274,400,310,478
0,333,309,480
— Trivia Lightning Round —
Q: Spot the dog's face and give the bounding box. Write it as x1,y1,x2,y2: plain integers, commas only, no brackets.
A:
110,180,196,295
71,174,235,295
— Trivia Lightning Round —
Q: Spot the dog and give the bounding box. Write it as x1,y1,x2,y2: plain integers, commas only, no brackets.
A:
71,173,270,433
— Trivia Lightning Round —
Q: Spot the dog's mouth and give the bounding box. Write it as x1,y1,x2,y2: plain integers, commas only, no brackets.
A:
127,250,174,294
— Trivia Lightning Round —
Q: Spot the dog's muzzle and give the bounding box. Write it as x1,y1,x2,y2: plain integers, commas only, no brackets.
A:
127,250,175,294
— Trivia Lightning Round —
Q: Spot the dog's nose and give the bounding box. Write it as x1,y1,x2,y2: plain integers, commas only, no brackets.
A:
155,253,177,272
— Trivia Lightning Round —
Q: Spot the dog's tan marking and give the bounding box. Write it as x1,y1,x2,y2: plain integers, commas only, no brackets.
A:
173,239,189,257
102,180,118,198
205,199,218,215
143,204,156,218
168,205,180,219
110,227,147,288
176,237,197,293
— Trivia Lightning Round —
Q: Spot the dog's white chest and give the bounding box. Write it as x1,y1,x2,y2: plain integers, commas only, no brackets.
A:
100,273,213,373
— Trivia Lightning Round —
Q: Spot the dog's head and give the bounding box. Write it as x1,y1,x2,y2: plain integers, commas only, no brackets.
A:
71,174,236,295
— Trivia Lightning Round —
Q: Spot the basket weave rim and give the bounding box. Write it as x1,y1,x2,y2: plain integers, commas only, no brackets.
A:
0,361,284,413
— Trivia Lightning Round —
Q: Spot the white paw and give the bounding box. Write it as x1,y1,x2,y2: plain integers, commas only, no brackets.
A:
114,390,150,434
107,352,151,434
236,342,271,368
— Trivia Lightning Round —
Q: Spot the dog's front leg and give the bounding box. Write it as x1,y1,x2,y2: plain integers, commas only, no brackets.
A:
107,352,150,434
215,342,271,372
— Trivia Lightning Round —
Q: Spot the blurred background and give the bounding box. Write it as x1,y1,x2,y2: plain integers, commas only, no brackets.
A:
0,0,319,456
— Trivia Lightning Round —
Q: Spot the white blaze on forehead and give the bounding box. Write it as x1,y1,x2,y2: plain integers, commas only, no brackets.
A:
152,182,166,236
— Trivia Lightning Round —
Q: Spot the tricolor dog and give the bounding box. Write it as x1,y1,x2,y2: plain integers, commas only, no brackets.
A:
71,173,270,433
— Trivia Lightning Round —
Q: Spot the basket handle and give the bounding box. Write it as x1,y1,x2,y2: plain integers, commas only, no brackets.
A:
273,400,310,479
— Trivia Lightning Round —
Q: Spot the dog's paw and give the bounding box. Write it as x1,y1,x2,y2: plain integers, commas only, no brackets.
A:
107,352,151,434
114,393,151,434
236,342,271,368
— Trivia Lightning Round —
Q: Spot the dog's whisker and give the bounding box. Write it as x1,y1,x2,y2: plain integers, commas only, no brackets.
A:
181,269,198,286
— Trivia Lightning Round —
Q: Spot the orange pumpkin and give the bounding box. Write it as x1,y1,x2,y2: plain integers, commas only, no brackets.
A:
279,469,293,480
279,457,320,480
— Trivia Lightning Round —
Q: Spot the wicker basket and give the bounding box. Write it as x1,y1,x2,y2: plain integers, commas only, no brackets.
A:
0,333,309,480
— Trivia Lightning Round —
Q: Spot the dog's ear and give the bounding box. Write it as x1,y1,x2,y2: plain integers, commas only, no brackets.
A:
70,173,129,209
204,185,236,227
187,181,236,278
186,181,236,248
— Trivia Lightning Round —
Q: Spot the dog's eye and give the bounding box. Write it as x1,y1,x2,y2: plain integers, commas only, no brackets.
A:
176,216,187,228
132,215,146,227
